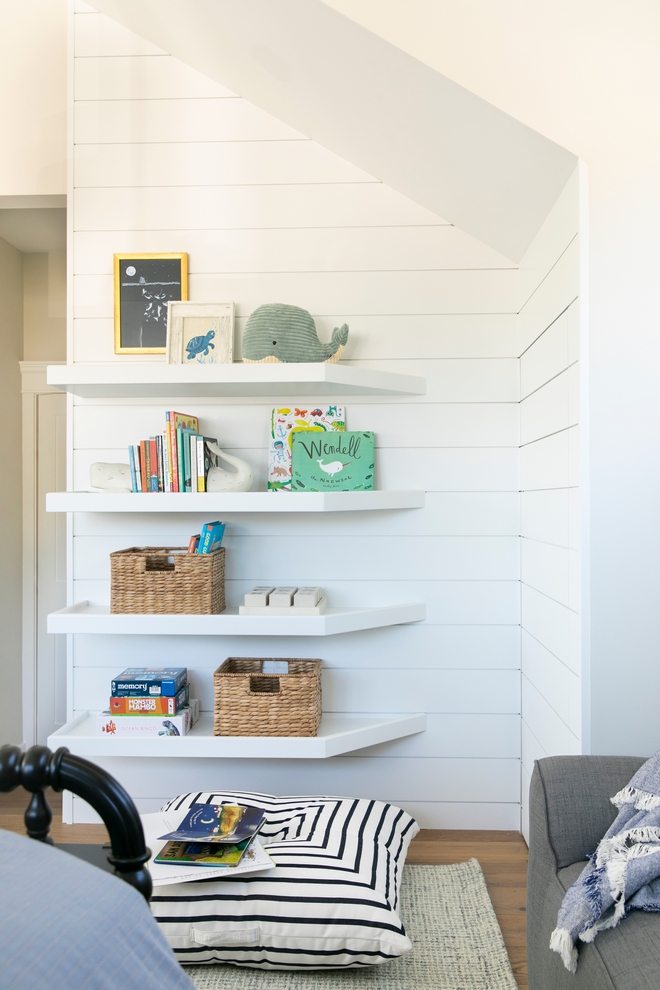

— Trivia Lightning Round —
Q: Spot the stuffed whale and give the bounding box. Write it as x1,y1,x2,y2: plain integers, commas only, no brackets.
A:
242,303,349,364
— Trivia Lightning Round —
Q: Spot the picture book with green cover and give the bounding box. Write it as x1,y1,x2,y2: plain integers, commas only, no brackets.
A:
290,431,375,491
154,838,252,866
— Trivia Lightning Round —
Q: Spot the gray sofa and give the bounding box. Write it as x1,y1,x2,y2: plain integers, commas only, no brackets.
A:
528,755,660,990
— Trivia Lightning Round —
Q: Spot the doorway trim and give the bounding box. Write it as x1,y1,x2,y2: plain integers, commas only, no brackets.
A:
21,360,65,747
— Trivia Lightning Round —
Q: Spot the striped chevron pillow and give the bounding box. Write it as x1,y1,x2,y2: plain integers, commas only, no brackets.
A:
152,790,419,970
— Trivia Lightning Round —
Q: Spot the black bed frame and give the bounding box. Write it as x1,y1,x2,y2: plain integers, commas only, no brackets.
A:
0,744,152,901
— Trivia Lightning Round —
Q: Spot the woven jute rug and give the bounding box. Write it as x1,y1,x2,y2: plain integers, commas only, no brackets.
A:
185,860,518,990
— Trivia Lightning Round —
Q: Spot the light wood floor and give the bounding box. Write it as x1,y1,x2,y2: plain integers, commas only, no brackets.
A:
0,792,528,990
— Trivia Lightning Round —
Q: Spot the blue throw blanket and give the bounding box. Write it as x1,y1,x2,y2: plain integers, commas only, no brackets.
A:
551,751,660,972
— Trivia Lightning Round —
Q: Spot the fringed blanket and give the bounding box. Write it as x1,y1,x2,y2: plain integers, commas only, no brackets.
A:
551,751,660,972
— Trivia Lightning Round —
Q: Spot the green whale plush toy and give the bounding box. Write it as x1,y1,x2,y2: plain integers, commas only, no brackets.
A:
242,303,349,364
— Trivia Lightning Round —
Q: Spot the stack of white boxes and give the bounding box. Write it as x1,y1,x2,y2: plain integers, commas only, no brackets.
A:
239,586,326,615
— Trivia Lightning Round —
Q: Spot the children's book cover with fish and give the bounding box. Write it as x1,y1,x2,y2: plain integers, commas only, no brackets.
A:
291,431,375,492
268,406,345,491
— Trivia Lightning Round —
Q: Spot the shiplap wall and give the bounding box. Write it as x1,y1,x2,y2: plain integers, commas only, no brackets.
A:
518,168,582,841
67,3,524,825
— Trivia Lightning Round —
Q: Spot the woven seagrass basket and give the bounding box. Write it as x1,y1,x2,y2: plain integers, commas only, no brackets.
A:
213,658,322,736
110,546,225,614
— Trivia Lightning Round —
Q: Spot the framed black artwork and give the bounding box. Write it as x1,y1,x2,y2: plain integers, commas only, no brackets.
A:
114,253,188,353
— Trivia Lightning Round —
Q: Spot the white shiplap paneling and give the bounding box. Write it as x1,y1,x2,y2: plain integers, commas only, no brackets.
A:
74,754,522,806
75,54,237,101
72,578,521,625
519,370,571,446
519,167,582,833
72,314,520,364
75,98,306,144
67,11,583,827
73,184,448,231
72,445,520,495
71,622,521,671
71,224,514,273
71,401,520,450
74,10,168,56
73,666,520,718
518,237,579,354
72,270,517,319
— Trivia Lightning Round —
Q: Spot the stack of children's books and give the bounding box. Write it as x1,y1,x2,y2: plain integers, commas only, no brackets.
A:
96,667,199,737
128,411,220,493
186,520,225,554
141,802,275,886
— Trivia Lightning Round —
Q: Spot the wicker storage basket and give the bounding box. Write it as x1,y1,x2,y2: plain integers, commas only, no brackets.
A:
213,658,322,736
110,546,225,614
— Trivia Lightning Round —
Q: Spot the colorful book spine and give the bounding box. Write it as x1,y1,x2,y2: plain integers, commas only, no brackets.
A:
197,437,205,492
162,430,171,493
139,441,148,492
167,412,179,492
133,445,142,492
156,436,164,492
143,440,151,492
149,438,159,492
177,426,185,494
188,534,200,554
190,437,196,492
128,446,138,492
183,431,192,492
192,434,200,491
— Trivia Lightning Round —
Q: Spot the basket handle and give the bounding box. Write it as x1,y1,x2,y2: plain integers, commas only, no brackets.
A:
143,555,176,573
249,675,280,694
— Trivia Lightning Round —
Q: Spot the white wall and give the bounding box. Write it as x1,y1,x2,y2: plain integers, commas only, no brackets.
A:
0,1,67,196
518,168,583,839
68,7,522,825
24,252,67,361
323,0,660,759
0,235,24,745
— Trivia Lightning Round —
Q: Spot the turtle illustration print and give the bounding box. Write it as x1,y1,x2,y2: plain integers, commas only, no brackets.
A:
186,328,216,360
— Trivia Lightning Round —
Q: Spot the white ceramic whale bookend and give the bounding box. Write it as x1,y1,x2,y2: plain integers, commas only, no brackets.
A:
206,442,253,493
90,462,132,493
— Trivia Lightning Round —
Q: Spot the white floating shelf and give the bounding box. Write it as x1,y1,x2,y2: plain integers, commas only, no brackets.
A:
47,602,425,636
46,490,425,513
46,363,425,398
48,712,426,760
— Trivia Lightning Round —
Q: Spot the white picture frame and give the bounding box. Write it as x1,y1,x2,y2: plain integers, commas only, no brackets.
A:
166,301,234,364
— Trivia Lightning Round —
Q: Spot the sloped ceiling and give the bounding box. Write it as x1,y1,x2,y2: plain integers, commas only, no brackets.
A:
91,0,577,261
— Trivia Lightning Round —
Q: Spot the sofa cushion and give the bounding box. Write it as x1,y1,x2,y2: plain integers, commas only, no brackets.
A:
151,790,419,970
537,756,645,869
556,862,660,990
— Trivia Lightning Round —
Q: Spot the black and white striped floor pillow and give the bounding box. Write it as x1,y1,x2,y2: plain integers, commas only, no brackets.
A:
152,790,419,970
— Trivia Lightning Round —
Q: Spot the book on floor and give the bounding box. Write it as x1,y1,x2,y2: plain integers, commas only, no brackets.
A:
155,838,251,867
141,812,275,885
158,802,265,844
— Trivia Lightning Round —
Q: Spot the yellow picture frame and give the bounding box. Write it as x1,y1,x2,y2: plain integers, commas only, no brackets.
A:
114,252,188,354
